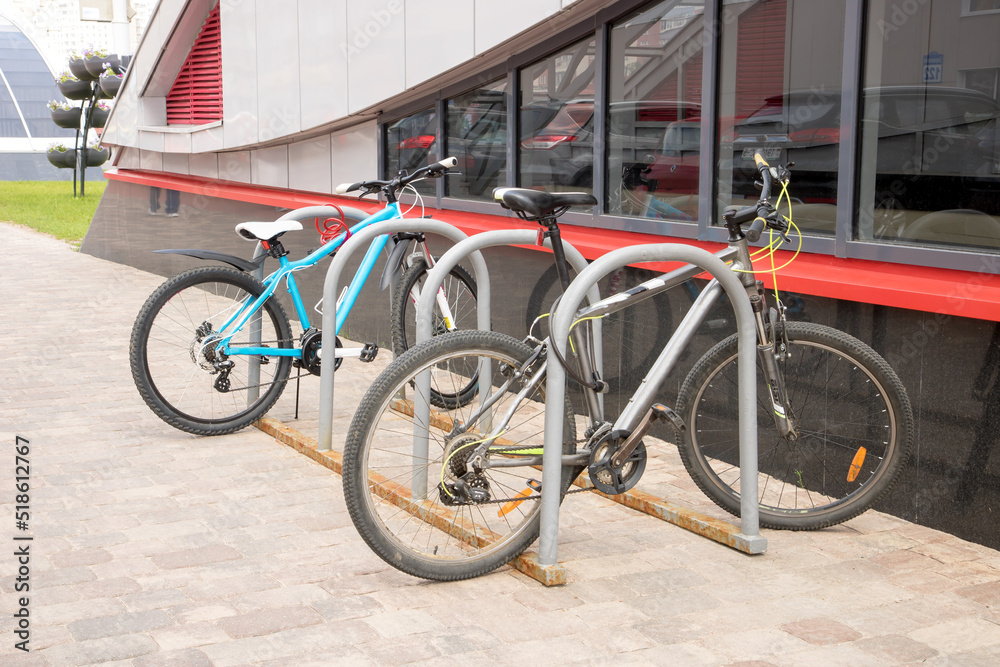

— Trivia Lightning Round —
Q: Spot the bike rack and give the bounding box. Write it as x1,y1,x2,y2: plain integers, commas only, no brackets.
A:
248,206,369,404
541,244,766,578
406,231,602,504
317,220,490,452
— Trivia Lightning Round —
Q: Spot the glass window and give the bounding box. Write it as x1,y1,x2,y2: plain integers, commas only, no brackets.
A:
717,0,846,237
519,37,596,193
607,0,705,222
384,107,437,196
968,0,1000,14
858,1,1000,251
446,80,507,201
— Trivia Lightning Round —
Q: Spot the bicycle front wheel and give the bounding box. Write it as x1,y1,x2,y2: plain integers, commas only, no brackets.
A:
391,258,479,408
676,321,913,530
343,330,578,581
130,266,293,435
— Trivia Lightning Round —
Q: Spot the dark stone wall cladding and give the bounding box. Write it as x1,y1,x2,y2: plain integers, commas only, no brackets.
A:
84,181,1000,549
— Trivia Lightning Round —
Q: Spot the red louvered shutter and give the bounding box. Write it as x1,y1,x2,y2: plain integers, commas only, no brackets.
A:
166,5,222,125
734,0,786,117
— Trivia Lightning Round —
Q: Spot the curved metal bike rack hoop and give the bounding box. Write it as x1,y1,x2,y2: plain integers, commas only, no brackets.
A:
317,220,489,451
543,244,766,568
406,231,603,498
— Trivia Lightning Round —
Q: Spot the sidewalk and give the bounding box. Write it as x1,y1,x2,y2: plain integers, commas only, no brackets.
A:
4,221,1000,666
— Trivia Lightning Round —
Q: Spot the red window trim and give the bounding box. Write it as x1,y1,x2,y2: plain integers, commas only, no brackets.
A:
104,168,1000,322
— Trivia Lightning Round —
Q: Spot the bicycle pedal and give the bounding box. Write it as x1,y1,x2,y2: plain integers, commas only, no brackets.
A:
359,343,379,362
651,403,686,432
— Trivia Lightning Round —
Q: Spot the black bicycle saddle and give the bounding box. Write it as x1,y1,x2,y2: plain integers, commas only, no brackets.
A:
493,187,597,219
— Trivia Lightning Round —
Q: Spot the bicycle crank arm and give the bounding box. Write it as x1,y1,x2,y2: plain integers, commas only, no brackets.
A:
609,403,683,468
325,343,380,362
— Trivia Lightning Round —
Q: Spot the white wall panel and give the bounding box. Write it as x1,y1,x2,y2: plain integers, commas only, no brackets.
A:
139,150,163,171
222,0,259,148
299,0,350,130
256,0,301,142
190,125,225,153
137,130,165,153
103,86,140,147
219,151,252,183
289,136,333,194
405,0,474,87
347,0,406,113
251,145,289,188
163,132,192,154
189,153,219,179
161,152,190,174
474,0,561,54
330,121,378,188
117,148,140,170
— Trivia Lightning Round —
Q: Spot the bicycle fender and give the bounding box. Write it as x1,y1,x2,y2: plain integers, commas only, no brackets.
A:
153,249,266,273
379,238,412,291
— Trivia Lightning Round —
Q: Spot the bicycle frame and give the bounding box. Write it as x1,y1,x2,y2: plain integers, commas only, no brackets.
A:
209,202,455,360
460,236,790,464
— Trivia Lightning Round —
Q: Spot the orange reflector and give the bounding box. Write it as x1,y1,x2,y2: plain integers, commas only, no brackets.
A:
847,447,867,482
498,479,541,517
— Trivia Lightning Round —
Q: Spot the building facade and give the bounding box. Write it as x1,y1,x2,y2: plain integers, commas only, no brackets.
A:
85,0,1000,548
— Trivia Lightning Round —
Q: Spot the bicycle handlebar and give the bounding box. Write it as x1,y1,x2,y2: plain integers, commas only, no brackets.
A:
722,151,786,242
335,156,458,197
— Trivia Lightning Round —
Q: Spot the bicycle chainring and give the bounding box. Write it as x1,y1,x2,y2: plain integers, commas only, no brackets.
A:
588,433,647,495
298,329,341,376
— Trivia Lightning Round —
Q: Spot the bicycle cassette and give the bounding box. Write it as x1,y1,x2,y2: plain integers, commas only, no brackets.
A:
588,433,647,495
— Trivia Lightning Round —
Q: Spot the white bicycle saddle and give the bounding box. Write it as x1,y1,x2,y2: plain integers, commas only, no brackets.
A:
235,220,304,241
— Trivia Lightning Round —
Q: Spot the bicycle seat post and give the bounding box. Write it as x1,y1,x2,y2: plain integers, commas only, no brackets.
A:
542,217,574,291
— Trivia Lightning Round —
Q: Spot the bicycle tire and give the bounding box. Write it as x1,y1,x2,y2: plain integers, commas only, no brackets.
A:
524,264,673,393
676,321,913,530
343,330,579,581
391,258,479,408
130,266,293,435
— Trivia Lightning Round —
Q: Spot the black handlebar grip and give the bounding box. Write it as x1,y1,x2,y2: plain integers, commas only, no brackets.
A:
745,215,767,243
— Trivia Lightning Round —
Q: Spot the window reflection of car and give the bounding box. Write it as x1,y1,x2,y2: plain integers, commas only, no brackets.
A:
389,111,437,173
642,119,702,195
520,100,702,190
520,100,596,188
727,86,1000,204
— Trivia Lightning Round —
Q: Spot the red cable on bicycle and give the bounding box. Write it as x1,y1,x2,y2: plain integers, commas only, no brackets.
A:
315,203,351,244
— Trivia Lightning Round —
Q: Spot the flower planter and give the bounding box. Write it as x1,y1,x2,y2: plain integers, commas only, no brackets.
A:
58,79,93,100
99,75,121,98
47,149,77,169
89,107,109,128
85,54,117,78
51,107,81,129
86,148,109,167
69,58,98,81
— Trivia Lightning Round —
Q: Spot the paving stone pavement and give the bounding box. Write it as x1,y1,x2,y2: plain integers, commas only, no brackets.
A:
4,221,1000,665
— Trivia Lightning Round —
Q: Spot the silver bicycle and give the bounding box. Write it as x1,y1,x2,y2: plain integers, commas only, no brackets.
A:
341,152,914,581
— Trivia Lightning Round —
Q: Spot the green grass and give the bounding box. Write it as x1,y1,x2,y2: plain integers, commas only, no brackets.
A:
0,180,107,246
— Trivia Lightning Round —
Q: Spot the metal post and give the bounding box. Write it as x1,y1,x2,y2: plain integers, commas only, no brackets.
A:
318,221,489,452
542,244,765,567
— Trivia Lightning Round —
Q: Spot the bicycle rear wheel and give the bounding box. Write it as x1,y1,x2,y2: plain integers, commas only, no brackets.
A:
676,321,913,530
391,258,479,408
130,266,293,435
343,330,579,581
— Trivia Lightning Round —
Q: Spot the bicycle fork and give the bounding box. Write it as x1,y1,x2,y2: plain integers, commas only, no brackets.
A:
751,294,799,440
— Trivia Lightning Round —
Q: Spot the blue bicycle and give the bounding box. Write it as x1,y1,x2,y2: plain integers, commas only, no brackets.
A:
129,157,478,435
